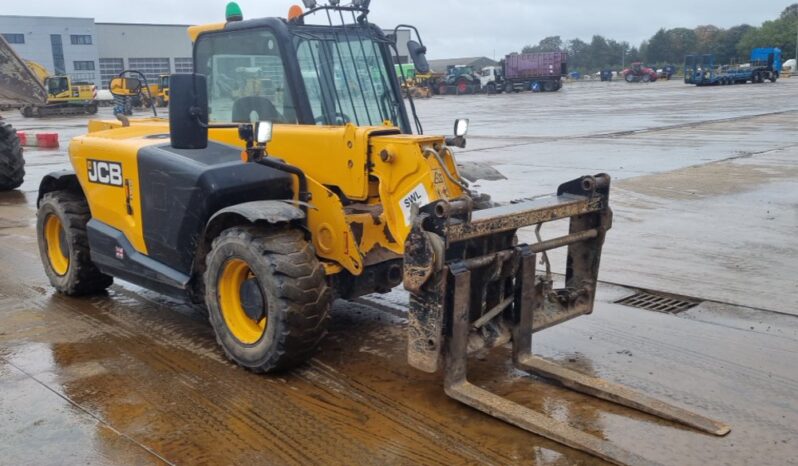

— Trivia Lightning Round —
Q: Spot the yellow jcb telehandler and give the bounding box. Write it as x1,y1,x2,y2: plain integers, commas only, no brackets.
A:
35,3,729,464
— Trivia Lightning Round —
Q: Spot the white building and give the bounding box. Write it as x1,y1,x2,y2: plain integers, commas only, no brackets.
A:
1,16,193,88
0,16,99,84
95,23,193,88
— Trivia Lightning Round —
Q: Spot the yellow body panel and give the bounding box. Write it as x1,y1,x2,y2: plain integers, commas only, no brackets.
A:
188,22,226,42
71,125,167,254
46,77,95,103
74,118,463,276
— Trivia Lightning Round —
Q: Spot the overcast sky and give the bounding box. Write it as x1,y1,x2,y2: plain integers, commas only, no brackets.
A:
4,1,791,58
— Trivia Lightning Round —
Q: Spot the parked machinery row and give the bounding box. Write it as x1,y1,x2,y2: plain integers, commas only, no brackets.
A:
420,51,568,96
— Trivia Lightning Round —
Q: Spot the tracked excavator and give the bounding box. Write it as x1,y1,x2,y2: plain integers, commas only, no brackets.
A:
34,2,730,464
20,60,98,117
0,35,47,190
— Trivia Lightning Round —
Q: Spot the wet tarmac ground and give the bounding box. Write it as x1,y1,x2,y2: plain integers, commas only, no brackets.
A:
1,79,797,465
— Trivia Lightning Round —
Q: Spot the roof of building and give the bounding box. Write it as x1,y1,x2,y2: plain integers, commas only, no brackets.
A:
427,57,499,73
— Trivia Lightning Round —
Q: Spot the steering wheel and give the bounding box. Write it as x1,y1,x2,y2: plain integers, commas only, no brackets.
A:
315,113,352,125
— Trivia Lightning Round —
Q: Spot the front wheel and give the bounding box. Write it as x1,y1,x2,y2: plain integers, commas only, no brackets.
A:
36,191,113,295
205,227,331,373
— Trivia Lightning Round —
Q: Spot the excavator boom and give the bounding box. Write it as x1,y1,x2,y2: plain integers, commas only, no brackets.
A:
0,35,46,107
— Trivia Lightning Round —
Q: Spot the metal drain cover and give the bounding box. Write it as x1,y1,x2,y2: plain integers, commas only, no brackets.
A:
615,291,700,314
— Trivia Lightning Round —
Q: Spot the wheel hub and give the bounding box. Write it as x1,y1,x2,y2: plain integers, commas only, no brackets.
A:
240,277,265,322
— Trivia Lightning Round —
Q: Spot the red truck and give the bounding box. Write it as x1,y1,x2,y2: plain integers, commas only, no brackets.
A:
481,51,567,94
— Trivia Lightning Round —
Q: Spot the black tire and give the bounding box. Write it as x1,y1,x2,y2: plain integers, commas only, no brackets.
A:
542,80,556,92
641,74,651,83
504,81,514,94
36,191,113,295
205,226,331,373
0,121,24,191
486,83,497,95
625,73,636,83
86,103,98,115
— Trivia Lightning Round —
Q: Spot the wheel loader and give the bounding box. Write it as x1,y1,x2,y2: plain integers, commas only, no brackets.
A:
35,2,730,464
0,35,47,190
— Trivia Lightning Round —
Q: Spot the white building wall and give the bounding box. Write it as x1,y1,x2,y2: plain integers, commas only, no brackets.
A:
96,23,193,87
0,16,99,84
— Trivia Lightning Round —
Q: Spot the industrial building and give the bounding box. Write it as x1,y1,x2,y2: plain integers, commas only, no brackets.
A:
0,16,192,88
0,16,100,84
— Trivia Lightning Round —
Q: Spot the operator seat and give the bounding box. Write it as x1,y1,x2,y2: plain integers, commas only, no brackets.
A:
232,96,284,123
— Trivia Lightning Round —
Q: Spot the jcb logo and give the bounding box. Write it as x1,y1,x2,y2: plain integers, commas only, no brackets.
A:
87,160,123,187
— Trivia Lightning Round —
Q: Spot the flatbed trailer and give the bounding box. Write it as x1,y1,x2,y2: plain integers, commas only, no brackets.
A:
685,52,780,86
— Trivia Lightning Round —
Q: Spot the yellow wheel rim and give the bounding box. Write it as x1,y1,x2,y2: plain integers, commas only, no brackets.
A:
218,258,267,345
44,214,69,276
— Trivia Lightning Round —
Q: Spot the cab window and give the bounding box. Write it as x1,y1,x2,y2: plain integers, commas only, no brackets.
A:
195,29,297,124
47,77,69,95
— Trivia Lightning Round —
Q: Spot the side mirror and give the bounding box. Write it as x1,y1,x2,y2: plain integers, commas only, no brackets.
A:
407,40,430,74
109,77,142,96
446,118,469,149
169,73,208,150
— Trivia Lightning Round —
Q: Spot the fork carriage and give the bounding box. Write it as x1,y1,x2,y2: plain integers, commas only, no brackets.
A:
403,174,729,465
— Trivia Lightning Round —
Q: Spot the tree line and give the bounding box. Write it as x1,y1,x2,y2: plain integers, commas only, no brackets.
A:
521,4,797,72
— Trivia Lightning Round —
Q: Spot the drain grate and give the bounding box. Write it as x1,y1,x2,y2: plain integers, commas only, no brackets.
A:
615,291,700,314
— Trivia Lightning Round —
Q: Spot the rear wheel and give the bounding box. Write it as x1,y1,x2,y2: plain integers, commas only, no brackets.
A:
504,82,514,93
0,121,24,191
205,227,331,373
456,79,469,94
641,74,651,83
36,191,113,295
542,80,556,92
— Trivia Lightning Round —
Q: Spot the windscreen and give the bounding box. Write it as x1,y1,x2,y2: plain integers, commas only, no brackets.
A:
195,29,297,124
294,27,406,128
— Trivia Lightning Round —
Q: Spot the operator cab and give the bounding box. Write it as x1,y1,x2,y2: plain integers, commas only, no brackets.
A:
46,77,69,97
190,2,427,135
